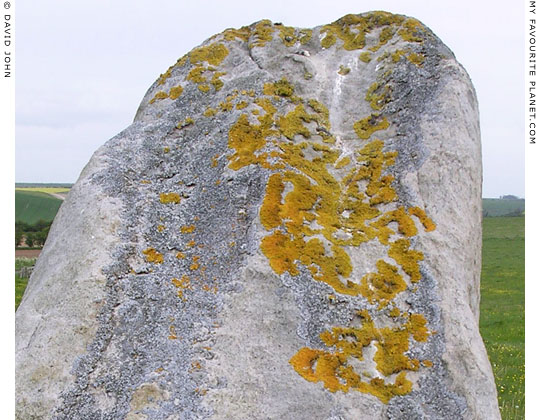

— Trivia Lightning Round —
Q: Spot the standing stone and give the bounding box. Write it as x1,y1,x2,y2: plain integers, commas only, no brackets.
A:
16,11,500,419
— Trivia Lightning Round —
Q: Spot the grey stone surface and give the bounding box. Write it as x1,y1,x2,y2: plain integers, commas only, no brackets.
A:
16,12,499,419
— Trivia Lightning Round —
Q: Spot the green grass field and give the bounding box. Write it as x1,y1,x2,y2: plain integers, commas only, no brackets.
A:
15,190,63,224
479,216,525,418
15,258,36,310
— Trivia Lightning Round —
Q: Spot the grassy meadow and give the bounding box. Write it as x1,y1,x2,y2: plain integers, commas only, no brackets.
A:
479,216,525,418
15,190,63,224
15,258,36,310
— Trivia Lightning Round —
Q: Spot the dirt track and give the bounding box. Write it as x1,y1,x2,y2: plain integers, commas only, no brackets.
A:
16,249,41,258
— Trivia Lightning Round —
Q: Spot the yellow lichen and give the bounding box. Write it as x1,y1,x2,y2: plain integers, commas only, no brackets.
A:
169,85,183,100
359,52,372,63
190,43,229,66
204,107,217,117
353,114,390,139
160,193,181,204
398,18,425,43
181,225,196,234
407,52,425,66
263,78,295,98
225,73,436,402
290,310,429,403
143,248,164,264
365,82,391,111
338,65,351,75
149,91,168,104
334,156,351,169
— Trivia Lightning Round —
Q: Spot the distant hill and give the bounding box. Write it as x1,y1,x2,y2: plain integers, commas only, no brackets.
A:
16,182,73,188
482,198,524,217
15,190,63,224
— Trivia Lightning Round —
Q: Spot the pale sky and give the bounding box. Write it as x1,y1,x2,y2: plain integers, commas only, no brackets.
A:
15,0,524,198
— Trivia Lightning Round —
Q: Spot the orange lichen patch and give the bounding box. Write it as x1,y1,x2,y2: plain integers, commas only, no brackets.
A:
143,248,164,264
371,207,418,243
290,309,430,403
211,154,219,167
407,313,430,342
180,225,196,234
260,174,285,229
225,78,437,402
160,192,181,204
189,255,200,271
187,240,196,248
421,360,433,368
388,239,424,283
176,251,186,259
359,260,407,307
408,207,436,231
353,114,390,139
172,275,191,300
140,180,151,184
157,225,166,233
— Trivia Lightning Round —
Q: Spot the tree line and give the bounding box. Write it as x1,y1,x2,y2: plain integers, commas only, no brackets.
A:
15,219,52,248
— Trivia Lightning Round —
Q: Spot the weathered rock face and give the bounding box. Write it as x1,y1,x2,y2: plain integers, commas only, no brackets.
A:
16,11,499,420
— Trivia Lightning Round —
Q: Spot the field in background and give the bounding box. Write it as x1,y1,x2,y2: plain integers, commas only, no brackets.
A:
16,187,70,194
15,258,36,310
479,216,525,418
482,198,524,217
15,190,63,225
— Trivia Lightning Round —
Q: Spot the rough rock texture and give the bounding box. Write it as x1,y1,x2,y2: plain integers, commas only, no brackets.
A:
16,12,500,420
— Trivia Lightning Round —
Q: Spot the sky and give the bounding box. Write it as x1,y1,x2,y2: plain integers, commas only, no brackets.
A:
15,0,524,198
